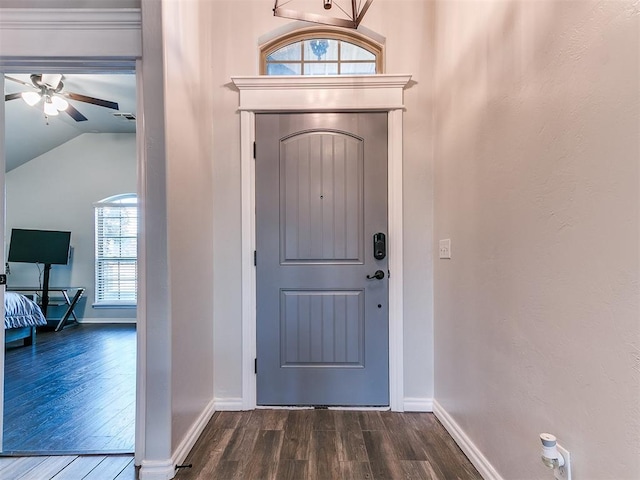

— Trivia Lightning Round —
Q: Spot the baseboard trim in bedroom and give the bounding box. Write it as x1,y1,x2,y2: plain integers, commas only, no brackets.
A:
433,400,503,480
403,397,433,412
77,318,137,324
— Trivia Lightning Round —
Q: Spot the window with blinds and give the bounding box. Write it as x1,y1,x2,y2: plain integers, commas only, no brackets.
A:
94,193,138,307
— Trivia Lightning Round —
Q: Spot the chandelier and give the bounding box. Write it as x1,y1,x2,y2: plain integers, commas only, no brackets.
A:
273,0,374,29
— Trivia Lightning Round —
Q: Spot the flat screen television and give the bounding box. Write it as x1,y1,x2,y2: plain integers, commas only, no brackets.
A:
7,228,71,265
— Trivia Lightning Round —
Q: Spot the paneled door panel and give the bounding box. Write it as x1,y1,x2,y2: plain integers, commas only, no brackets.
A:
256,112,388,406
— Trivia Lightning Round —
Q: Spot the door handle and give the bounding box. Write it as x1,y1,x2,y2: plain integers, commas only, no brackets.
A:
366,270,385,280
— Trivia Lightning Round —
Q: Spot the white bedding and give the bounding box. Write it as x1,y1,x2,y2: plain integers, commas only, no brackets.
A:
5,292,47,329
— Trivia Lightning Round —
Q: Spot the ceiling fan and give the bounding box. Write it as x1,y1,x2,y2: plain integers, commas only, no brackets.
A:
4,74,119,122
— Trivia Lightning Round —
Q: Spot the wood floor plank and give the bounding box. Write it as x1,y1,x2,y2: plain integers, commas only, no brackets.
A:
221,427,260,462
279,410,312,461
309,430,341,480
275,459,308,480
0,457,48,480
357,411,386,431
50,455,107,479
215,411,249,429
176,428,235,480
211,460,244,480
82,455,135,480
112,458,137,480
312,409,336,431
340,461,373,480
337,428,369,462
334,410,361,431
182,422,229,469
244,430,284,480
15,456,76,480
247,409,289,431
0,456,21,471
399,460,439,480
414,425,482,479
362,429,405,480
386,421,429,461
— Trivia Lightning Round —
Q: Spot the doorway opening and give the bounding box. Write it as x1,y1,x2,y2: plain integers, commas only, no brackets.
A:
3,72,137,454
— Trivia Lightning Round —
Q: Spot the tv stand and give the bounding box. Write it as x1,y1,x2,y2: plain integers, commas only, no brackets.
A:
41,263,51,317
7,286,85,332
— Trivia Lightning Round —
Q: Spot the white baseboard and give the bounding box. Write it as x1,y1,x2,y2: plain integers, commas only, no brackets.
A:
403,397,433,412
213,397,244,411
78,318,137,324
171,398,217,474
215,397,432,412
139,398,216,479
433,400,503,480
138,459,175,480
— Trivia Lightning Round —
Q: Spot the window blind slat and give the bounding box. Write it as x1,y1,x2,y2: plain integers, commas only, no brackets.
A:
95,194,138,305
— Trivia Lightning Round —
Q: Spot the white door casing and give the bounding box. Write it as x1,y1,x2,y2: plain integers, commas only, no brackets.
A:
231,74,411,412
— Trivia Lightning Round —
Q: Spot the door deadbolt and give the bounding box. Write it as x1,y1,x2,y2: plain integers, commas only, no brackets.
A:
373,233,386,260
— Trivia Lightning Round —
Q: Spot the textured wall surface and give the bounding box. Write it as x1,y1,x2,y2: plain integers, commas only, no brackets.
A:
209,0,436,404
433,1,639,478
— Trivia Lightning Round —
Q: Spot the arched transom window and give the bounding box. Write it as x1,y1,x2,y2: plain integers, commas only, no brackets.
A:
261,29,383,75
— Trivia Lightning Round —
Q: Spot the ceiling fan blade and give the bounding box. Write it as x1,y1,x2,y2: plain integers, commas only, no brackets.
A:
65,103,88,122
5,76,35,88
5,92,23,101
64,92,119,110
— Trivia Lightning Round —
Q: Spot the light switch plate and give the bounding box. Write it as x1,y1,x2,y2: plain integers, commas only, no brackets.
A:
439,239,451,259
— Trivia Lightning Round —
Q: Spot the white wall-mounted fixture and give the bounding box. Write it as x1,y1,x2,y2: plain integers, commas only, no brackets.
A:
540,433,572,480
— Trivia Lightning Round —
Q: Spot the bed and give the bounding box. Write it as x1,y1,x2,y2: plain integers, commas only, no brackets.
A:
4,292,47,346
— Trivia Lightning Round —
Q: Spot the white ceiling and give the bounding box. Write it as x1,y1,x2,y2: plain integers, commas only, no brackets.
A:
4,73,136,171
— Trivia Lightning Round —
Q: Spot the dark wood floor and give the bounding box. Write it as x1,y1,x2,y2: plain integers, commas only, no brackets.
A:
175,409,482,480
3,324,136,454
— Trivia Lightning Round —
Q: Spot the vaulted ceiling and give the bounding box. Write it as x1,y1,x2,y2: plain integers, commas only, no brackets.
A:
4,73,136,171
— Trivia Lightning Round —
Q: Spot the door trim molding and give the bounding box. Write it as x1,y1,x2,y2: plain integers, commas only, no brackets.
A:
232,75,411,412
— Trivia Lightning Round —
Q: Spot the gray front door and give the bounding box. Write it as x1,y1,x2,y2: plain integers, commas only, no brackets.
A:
256,112,389,406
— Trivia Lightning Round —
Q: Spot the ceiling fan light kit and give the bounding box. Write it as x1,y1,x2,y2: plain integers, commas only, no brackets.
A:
273,0,373,29
43,99,60,116
21,91,41,106
51,96,69,112
5,74,119,122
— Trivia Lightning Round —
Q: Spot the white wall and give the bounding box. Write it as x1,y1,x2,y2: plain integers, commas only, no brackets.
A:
1,3,217,477
210,0,436,408
433,1,639,478
161,0,216,457
6,133,137,321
